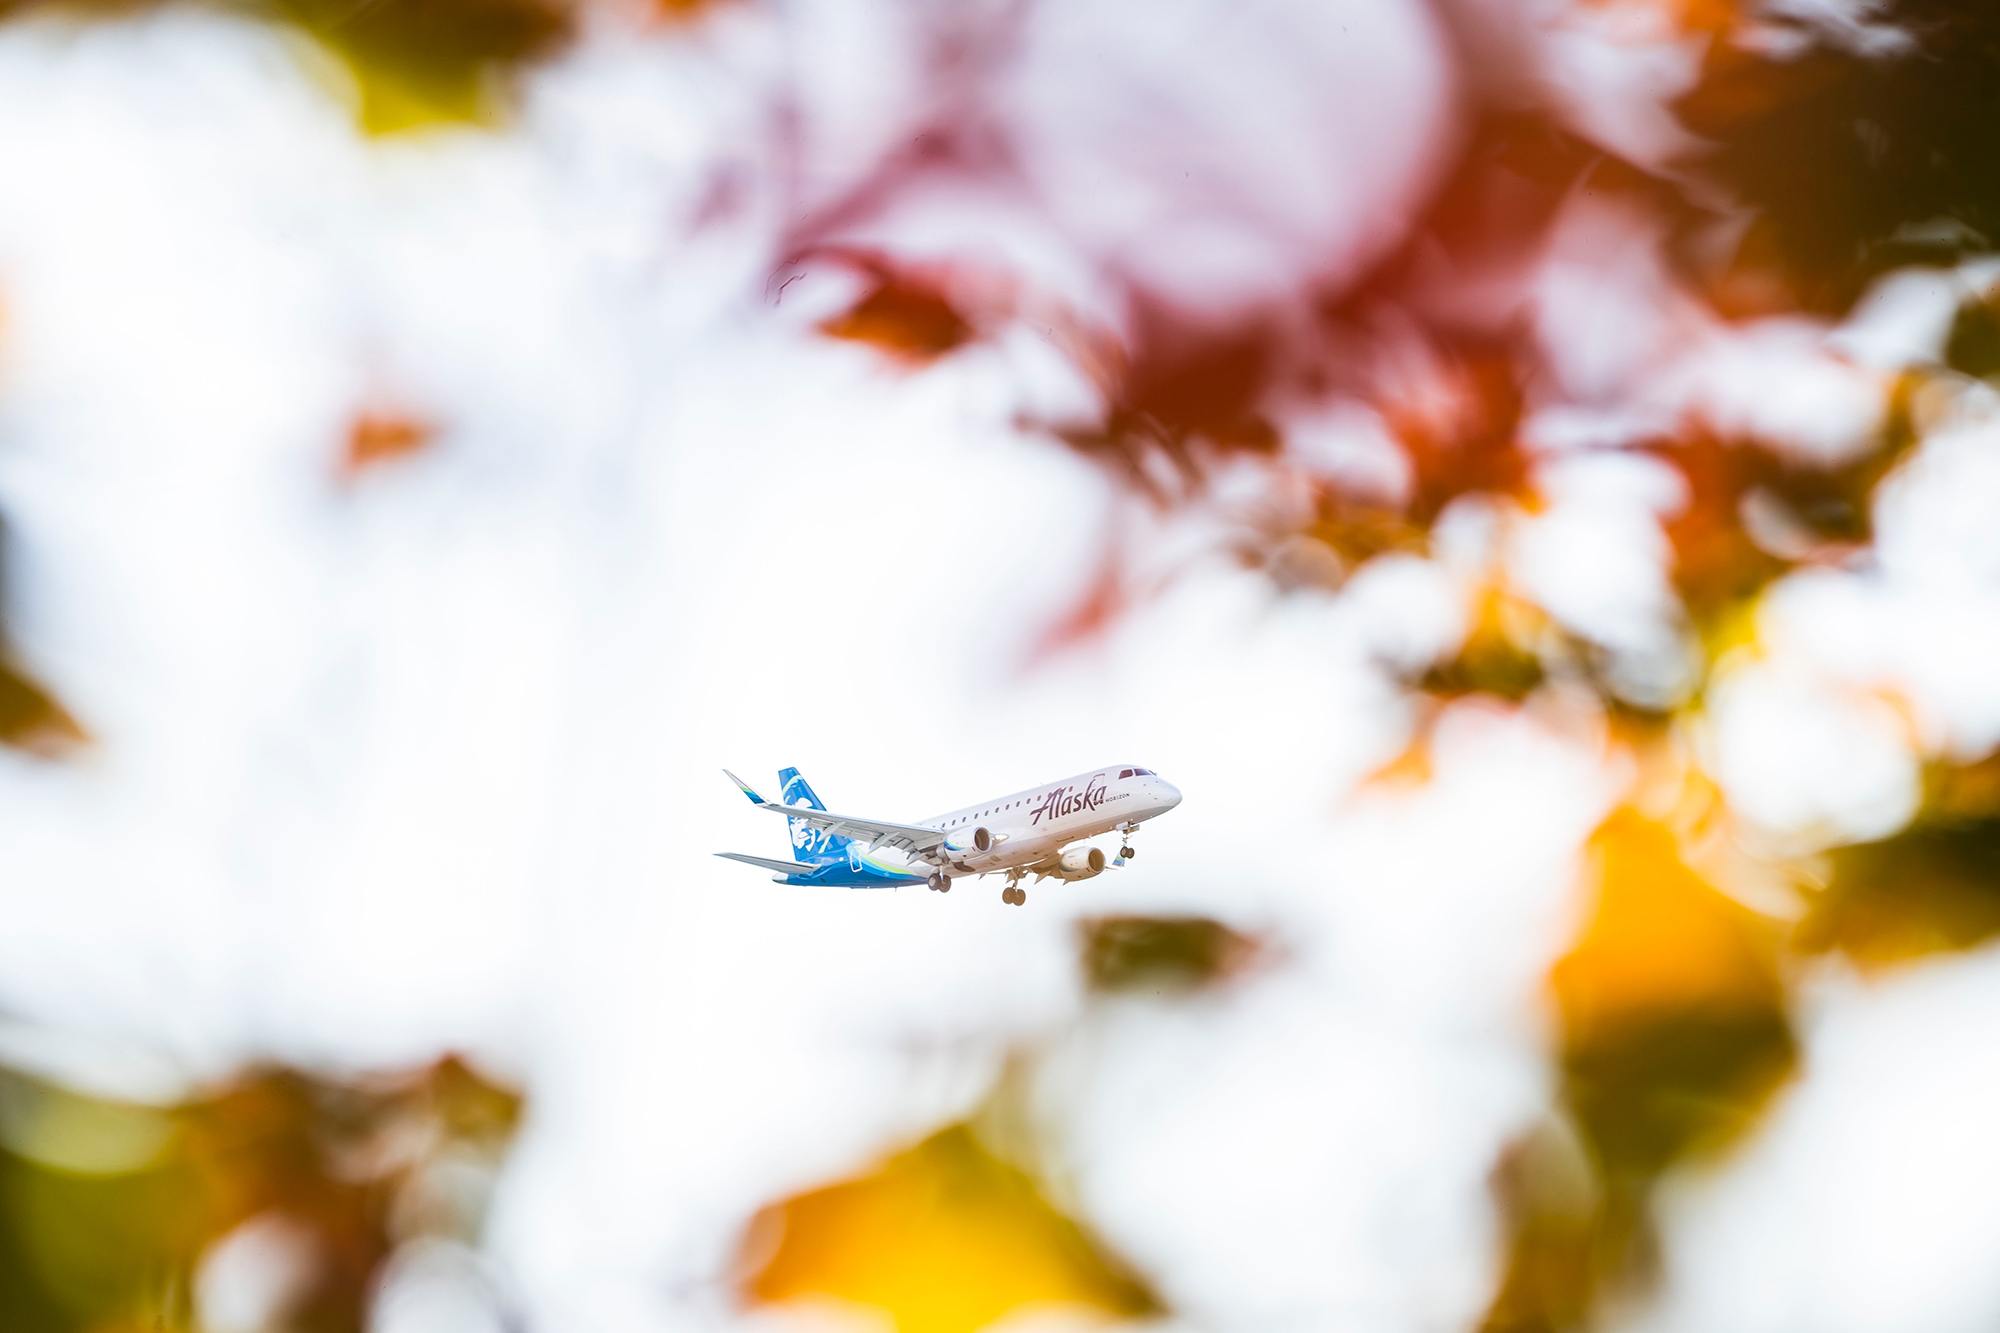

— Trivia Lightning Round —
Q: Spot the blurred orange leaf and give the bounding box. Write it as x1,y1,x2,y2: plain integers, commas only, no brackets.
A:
1554,811,1783,1037
342,411,435,475
743,1124,1160,1333
822,274,974,363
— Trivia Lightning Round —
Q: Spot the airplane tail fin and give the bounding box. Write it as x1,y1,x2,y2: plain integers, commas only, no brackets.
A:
778,766,850,865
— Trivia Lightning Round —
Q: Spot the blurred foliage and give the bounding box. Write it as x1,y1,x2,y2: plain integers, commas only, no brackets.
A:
1945,284,2000,379
0,0,574,132
1417,590,1549,705
1382,339,1532,529
0,527,87,759
0,661,86,759
342,410,437,475
761,41,2000,1327
1078,914,1258,995
1295,501,1425,572
1653,422,1912,648
0,1054,519,1333
0,1,1995,1330
1678,1,2000,314
273,0,573,132
1488,810,1794,1331
741,1121,1160,1333
1553,812,1793,1178
820,271,975,364
1798,753,2000,965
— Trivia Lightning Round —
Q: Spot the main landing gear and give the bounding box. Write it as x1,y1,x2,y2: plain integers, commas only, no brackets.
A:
1002,885,1027,906
927,872,952,893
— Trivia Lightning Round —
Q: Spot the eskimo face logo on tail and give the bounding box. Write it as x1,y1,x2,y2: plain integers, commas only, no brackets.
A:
1030,779,1107,825
788,802,827,857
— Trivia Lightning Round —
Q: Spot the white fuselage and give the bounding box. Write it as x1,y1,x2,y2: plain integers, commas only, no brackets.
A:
896,764,1181,878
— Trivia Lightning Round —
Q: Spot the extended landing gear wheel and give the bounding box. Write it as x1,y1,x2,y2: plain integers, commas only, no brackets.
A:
939,876,951,893
1002,886,1026,906
928,872,951,892
1119,846,1135,860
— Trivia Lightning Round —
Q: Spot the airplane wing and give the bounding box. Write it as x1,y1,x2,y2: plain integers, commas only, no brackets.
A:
722,771,947,857
758,805,948,856
715,852,823,876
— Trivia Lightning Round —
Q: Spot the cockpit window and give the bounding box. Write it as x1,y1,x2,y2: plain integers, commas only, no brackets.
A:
1118,769,1133,779
1133,767,1152,776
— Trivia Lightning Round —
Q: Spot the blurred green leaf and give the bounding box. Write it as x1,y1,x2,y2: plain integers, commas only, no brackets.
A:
1798,754,2000,965
1078,915,1257,995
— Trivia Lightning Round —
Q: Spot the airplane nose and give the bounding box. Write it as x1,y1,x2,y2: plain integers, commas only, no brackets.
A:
1159,781,1182,809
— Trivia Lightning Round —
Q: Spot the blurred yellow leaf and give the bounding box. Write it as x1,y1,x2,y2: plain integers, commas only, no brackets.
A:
271,0,575,133
1553,810,1783,1043
1485,810,1795,1331
743,1124,1160,1333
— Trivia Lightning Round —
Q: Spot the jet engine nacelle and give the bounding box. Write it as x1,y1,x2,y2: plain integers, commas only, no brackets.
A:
945,826,992,854
1053,846,1107,881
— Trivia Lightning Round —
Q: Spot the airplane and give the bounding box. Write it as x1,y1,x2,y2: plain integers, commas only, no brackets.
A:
716,764,1182,906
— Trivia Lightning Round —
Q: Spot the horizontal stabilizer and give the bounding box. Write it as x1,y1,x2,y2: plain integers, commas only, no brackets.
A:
715,852,820,877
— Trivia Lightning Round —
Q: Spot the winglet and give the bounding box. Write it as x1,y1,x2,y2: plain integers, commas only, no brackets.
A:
723,769,768,804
